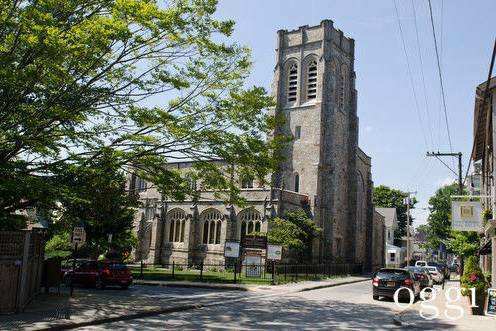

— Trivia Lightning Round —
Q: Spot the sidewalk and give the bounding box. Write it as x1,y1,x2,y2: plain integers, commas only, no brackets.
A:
395,280,496,330
0,275,370,331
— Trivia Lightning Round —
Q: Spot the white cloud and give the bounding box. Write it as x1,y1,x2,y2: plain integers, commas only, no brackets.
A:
436,177,455,188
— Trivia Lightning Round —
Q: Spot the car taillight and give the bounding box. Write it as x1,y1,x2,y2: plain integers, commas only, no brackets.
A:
404,279,413,286
372,277,379,287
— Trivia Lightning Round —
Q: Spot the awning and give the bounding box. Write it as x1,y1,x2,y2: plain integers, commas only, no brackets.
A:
479,239,492,255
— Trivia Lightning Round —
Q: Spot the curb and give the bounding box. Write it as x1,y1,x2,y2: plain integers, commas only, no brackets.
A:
39,304,204,331
297,278,370,292
133,280,250,291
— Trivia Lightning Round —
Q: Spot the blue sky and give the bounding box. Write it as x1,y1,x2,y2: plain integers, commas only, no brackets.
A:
214,0,496,226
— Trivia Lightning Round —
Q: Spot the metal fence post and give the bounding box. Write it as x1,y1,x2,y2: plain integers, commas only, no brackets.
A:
200,261,203,281
305,265,308,280
233,261,237,284
172,261,175,278
295,265,298,281
284,264,287,281
271,261,275,285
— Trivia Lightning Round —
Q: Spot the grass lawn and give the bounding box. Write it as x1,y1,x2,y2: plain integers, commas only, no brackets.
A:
129,265,351,285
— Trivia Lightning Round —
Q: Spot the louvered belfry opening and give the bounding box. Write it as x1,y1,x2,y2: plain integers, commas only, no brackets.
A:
288,64,298,102
307,61,317,99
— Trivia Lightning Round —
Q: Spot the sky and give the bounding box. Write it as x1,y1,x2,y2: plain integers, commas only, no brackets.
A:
213,0,496,227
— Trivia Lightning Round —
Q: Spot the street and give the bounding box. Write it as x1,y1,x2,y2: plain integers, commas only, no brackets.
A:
75,281,412,330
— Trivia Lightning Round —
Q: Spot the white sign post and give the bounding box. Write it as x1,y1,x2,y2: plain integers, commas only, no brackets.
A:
72,227,86,245
451,201,482,231
267,244,282,261
224,241,240,258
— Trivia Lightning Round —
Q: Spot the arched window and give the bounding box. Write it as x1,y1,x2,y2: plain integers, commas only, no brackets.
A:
307,60,317,100
238,208,263,239
180,220,185,242
215,221,221,244
287,63,298,102
241,179,253,189
200,209,223,245
174,219,180,242
169,221,174,242
203,221,209,244
167,209,186,243
294,173,300,193
247,221,254,234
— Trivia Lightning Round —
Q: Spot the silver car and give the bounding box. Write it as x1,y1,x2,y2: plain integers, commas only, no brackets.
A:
425,266,444,284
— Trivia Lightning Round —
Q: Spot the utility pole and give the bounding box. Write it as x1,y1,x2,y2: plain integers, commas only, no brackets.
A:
426,152,463,194
404,191,416,267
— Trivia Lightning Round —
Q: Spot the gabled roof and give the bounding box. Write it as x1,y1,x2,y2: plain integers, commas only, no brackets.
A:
375,207,398,229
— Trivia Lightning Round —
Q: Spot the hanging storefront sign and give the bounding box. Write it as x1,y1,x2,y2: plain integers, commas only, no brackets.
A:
451,201,482,231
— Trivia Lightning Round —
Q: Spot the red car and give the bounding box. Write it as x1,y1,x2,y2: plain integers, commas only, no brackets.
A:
64,260,133,289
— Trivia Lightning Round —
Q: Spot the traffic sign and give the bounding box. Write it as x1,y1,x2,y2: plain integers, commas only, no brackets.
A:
72,227,86,245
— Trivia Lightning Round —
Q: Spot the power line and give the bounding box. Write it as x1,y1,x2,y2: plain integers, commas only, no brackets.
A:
393,0,430,150
462,38,496,186
411,0,434,149
427,0,453,154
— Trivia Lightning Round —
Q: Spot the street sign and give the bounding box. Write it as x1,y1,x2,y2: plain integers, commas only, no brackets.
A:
242,235,267,249
224,241,240,258
267,244,282,261
451,201,482,231
72,227,86,245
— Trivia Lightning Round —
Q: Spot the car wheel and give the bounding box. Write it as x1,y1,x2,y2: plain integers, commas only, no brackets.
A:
373,295,379,300
95,277,105,289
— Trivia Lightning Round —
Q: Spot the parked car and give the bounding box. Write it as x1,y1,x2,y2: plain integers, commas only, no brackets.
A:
449,263,459,273
405,266,433,289
64,260,133,289
425,266,444,284
372,268,421,301
415,261,427,267
61,258,89,278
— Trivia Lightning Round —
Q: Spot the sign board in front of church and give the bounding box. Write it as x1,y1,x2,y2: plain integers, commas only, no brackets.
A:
242,235,267,250
451,201,482,231
267,244,282,260
224,241,240,258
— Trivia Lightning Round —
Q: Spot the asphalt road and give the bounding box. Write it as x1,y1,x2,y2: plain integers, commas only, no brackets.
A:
76,281,409,330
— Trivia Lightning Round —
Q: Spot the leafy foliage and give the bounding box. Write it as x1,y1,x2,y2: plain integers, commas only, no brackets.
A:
0,0,283,228
373,185,417,243
45,231,72,258
423,183,458,249
267,209,321,260
447,231,479,258
54,149,138,258
460,256,486,296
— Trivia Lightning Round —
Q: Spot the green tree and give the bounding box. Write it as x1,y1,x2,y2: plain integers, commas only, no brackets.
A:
423,183,458,249
373,185,417,244
447,230,479,259
55,149,138,258
0,0,283,228
267,209,321,261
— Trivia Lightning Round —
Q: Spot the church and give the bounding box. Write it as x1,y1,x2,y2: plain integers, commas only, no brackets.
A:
129,20,376,270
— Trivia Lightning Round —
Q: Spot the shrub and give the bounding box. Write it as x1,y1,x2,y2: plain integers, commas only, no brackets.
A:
460,256,486,297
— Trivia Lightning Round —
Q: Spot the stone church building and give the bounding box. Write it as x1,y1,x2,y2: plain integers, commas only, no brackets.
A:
129,20,376,269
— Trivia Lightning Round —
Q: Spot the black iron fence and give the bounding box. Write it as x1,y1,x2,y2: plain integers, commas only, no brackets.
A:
129,262,363,284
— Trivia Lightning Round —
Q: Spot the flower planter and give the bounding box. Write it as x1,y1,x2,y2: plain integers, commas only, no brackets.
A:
466,293,486,316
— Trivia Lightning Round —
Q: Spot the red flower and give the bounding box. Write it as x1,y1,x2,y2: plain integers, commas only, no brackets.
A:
469,274,478,281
